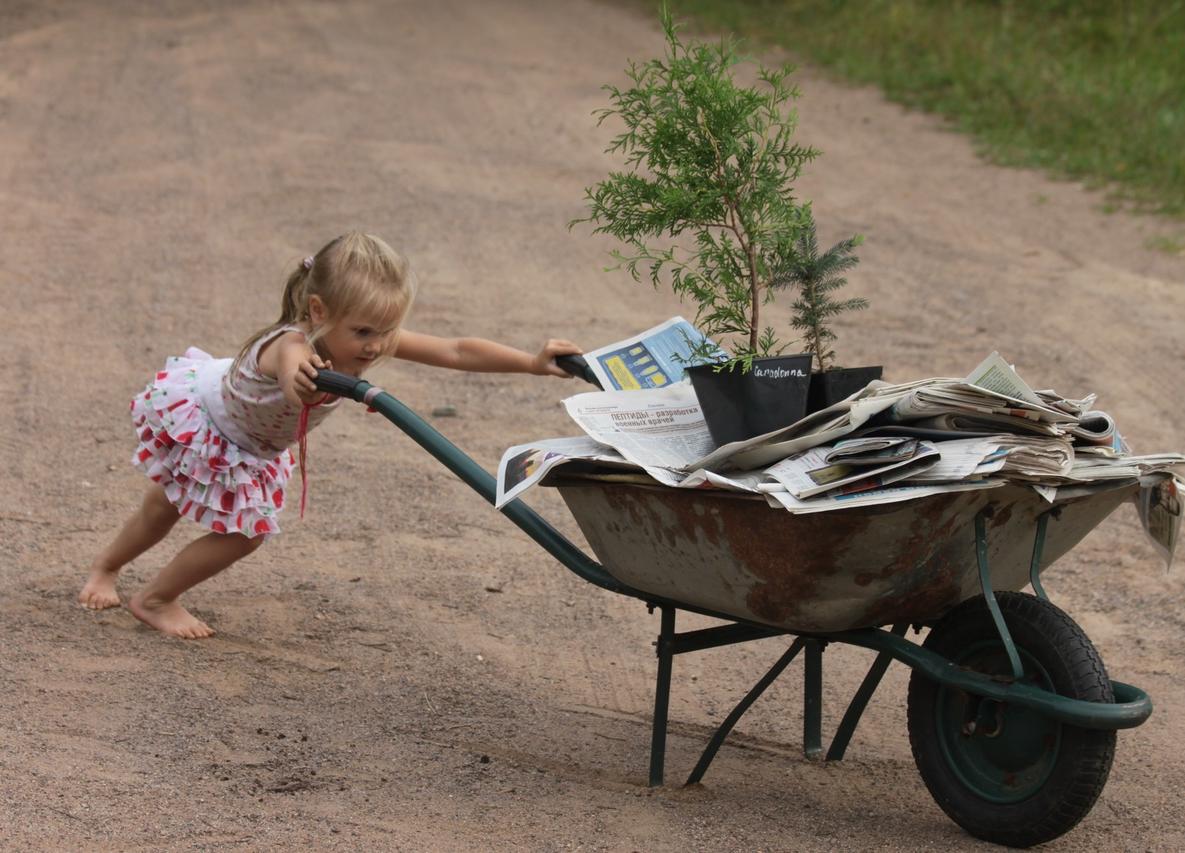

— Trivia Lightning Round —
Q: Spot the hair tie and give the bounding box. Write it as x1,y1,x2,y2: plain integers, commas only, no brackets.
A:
302,255,315,270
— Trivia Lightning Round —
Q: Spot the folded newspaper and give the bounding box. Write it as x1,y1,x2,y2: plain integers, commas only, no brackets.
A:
495,322,1184,562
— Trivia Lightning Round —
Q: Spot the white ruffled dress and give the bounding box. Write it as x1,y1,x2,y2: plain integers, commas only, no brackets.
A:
130,325,340,538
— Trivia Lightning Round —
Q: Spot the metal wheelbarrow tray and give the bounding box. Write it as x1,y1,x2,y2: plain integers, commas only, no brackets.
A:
315,370,1161,849
550,474,1131,633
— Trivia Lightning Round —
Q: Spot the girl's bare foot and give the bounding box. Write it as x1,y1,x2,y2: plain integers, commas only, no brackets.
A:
128,591,215,639
82,484,181,612
78,568,121,610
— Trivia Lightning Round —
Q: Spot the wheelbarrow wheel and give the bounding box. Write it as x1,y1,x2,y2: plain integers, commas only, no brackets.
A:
906,592,1116,848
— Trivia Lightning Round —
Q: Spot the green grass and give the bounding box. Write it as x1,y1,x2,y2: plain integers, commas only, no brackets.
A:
1145,233,1185,255
658,0,1185,217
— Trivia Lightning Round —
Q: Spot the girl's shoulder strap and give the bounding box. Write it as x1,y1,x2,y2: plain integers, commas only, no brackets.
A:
252,322,306,355
241,323,308,378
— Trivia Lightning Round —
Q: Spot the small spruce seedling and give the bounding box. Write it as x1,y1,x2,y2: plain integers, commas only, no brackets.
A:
774,221,868,373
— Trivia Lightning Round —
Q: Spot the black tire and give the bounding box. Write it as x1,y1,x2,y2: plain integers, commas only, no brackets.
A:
907,592,1116,848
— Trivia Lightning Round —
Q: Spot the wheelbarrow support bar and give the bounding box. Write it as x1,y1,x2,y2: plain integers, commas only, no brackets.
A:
823,627,1153,730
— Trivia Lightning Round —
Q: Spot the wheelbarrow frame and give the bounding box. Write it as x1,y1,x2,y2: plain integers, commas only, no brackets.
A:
314,371,1153,839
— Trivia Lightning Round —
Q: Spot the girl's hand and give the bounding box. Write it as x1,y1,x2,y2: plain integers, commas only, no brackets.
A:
292,353,333,404
531,338,582,378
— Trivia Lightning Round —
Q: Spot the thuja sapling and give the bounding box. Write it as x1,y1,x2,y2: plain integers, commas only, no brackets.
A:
573,8,818,374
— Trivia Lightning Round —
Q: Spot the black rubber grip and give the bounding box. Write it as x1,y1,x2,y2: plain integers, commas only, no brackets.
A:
555,354,603,389
313,369,364,398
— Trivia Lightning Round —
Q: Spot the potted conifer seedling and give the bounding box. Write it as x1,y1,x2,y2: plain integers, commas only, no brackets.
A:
574,10,830,446
773,221,881,412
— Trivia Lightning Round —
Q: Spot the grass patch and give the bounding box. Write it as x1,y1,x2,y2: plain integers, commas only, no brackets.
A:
1145,233,1185,255
659,0,1185,217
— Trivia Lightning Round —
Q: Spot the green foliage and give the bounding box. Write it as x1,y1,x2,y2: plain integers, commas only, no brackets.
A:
773,223,867,372
573,8,820,371
664,0,1185,218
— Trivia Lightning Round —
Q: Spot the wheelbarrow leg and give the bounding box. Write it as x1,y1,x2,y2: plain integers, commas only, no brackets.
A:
803,639,824,759
649,604,676,787
826,622,908,761
646,609,789,787
685,637,806,785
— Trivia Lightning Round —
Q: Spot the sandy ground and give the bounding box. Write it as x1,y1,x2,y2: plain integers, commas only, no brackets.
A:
2,1,1184,850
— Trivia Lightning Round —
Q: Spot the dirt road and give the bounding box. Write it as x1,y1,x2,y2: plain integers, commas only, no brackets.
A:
2,1,1183,849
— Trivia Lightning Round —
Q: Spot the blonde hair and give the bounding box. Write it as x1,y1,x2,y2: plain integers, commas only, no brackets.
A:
237,232,417,368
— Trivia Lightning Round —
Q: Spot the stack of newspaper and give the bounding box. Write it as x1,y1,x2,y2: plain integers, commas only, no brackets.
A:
495,318,1184,562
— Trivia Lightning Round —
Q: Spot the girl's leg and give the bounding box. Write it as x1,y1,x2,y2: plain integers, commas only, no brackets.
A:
79,483,180,609
128,531,264,639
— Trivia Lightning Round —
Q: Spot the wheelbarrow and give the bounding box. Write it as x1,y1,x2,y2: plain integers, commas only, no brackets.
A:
314,365,1158,849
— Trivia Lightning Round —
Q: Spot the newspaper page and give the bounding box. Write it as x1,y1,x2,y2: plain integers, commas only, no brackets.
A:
582,316,727,391
825,437,918,462
763,442,941,499
965,351,1046,406
1137,475,1183,569
765,479,1003,514
1069,411,1127,451
562,383,716,472
1030,484,1059,503
1067,452,1185,482
902,437,1010,483
674,468,767,492
1036,389,1097,417
993,436,1076,479
495,433,766,504
911,412,1061,436
495,436,629,508
889,381,1075,425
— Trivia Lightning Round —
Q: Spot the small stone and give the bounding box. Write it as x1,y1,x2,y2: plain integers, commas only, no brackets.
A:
483,583,504,593
476,654,484,662
479,755,491,764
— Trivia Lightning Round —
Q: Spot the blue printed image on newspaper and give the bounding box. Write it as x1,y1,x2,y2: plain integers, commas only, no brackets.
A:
587,317,727,391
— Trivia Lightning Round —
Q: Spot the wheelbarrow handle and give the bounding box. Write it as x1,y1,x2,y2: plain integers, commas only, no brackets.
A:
555,354,603,389
312,369,364,399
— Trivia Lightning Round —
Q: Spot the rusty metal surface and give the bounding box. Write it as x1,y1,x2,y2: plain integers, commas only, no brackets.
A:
553,478,1135,632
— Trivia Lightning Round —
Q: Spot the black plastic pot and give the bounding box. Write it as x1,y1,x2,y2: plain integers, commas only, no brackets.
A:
806,365,883,414
686,354,813,446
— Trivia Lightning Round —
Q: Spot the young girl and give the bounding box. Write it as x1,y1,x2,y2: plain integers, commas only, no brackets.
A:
79,231,581,639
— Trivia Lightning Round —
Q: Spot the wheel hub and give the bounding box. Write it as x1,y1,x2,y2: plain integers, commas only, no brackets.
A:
936,645,1061,803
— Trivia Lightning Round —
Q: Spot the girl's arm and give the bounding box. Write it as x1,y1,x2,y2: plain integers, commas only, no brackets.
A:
260,331,333,406
392,331,581,378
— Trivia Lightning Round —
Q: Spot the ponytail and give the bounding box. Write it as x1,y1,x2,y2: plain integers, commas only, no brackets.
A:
232,258,316,373
279,264,312,324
